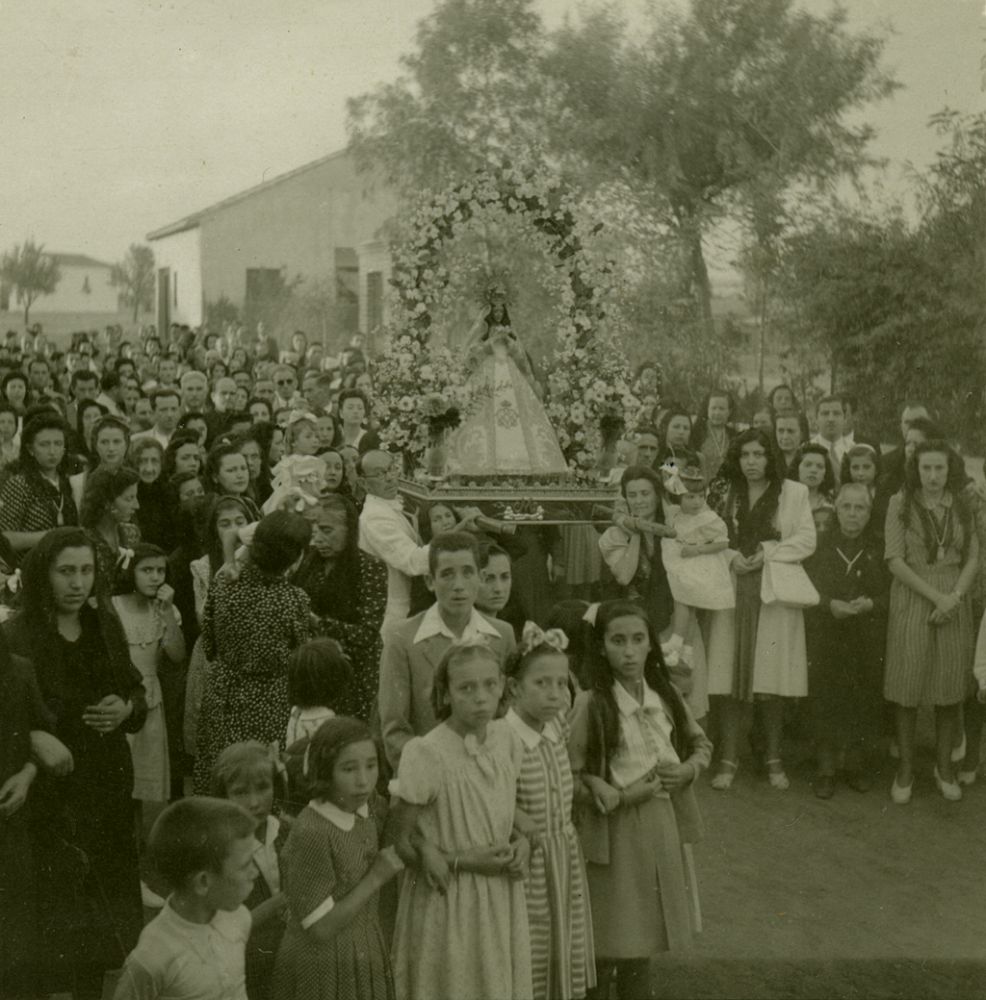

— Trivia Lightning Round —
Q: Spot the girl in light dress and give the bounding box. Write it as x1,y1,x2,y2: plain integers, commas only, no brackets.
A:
390,640,533,1000
660,461,735,668
505,623,595,1000
273,717,403,1000
111,543,185,810
569,600,710,1000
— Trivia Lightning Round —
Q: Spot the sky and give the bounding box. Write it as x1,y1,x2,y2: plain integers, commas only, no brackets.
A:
0,0,981,266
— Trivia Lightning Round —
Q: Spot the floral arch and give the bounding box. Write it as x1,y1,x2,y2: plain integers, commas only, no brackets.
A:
373,165,641,479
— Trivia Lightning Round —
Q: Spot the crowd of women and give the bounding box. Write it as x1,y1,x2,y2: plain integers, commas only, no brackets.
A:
0,323,983,1000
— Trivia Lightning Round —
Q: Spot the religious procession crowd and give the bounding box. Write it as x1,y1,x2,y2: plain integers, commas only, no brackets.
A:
0,319,984,1000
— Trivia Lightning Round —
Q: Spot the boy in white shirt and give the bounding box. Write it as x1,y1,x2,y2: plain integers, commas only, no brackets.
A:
114,797,258,1000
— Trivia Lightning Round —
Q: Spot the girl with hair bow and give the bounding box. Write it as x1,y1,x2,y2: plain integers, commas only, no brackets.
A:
504,622,596,1000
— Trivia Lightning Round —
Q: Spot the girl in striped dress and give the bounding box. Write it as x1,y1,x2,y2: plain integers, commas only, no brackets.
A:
884,440,978,804
506,623,595,1000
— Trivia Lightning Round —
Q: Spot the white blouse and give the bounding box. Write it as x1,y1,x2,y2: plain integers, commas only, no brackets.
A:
608,681,680,790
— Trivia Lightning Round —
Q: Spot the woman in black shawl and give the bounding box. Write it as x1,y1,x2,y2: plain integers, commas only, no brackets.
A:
5,528,146,998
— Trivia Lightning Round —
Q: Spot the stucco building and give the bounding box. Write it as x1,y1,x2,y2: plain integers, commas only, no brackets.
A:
147,148,396,348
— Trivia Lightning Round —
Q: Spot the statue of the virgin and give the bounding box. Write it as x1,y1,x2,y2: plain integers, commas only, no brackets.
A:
446,284,570,477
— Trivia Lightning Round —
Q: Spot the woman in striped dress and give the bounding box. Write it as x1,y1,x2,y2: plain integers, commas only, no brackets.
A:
505,624,594,1000
884,440,978,804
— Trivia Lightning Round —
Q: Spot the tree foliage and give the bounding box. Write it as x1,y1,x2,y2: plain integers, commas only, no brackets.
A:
111,243,155,323
775,111,986,448
346,0,550,196
0,240,60,326
545,0,899,336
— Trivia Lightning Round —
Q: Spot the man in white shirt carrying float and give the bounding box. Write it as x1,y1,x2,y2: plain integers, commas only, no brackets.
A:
357,449,480,629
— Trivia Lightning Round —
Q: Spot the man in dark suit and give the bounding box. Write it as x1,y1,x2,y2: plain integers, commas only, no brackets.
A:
378,530,516,770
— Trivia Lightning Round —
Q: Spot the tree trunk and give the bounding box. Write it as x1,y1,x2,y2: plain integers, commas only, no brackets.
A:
756,272,770,397
670,195,716,342
687,225,716,342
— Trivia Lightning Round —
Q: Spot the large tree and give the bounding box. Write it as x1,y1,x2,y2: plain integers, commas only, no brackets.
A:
1,240,60,326
111,243,156,323
545,0,899,338
774,111,986,447
346,0,550,196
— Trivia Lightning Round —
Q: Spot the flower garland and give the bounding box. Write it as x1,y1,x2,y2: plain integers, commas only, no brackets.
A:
374,164,640,476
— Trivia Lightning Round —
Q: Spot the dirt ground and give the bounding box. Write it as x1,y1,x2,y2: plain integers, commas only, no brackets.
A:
649,741,986,999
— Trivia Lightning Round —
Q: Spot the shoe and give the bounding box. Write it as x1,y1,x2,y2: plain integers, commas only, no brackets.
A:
890,774,913,804
813,774,835,799
710,760,738,790
844,771,872,793
951,733,967,764
766,759,789,790
933,767,962,801
957,769,978,786
141,880,166,909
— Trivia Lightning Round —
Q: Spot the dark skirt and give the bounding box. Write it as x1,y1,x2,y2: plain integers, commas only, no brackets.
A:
732,570,762,702
807,617,885,747
30,739,143,992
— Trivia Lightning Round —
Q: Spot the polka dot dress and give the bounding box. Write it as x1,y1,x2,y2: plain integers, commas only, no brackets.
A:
193,561,311,792
272,801,395,1000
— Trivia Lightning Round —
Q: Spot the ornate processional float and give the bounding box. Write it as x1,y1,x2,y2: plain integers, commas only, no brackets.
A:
372,165,643,525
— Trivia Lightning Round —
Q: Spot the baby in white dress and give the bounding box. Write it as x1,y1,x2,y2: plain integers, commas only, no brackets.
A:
660,461,735,666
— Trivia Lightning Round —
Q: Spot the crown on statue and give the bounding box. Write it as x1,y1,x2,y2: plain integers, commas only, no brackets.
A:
476,269,513,307
485,282,508,304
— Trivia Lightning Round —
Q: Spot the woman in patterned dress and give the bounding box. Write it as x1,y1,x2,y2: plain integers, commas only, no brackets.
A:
884,439,978,804
690,389,736,485
292,495,386,721
0,413,79,558
193,511,312,792
505,625,595,1000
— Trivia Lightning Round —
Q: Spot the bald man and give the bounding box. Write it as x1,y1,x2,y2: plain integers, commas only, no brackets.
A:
357,450,431,628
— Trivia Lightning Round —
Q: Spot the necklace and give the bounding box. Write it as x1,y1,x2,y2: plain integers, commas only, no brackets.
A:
708,426,728,464
835,544,864,578
928,505,951,562
47,487,65,526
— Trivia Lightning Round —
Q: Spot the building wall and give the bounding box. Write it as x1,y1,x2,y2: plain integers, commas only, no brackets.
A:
198,152,397,317
152,227,203,327
30,263,117,314
356,239,391,353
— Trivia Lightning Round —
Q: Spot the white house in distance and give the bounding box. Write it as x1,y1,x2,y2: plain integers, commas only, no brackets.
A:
0,252,118,315
0,252,128,342
147,148,397,348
